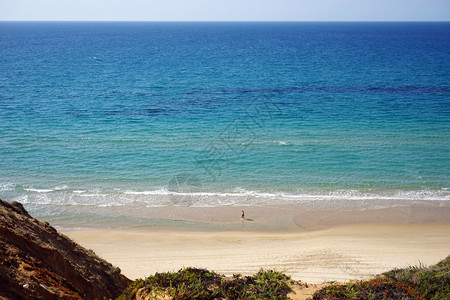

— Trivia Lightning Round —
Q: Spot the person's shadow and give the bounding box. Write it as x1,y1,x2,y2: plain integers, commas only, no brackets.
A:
240,216,253,228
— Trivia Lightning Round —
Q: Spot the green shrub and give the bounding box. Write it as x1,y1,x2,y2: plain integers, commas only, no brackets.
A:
311,279,418,300
117,267,293,300
311,256,450,300
383,256,450,300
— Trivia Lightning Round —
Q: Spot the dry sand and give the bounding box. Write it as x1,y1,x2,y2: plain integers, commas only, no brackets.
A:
63,223,450,284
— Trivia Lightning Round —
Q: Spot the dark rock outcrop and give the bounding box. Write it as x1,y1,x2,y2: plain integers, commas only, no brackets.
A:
0,199,132,299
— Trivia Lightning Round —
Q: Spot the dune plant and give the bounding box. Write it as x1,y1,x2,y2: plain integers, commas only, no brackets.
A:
311,256,450,300
383,256,450,300
117,267,293,300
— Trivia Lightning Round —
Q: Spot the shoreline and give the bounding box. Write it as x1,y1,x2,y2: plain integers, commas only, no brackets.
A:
63,223,450,284
51,203,450,231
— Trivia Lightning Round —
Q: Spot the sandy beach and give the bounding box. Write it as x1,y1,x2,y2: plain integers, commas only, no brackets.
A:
63,205,450,284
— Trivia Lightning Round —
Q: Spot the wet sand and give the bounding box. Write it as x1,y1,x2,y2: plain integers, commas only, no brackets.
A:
59,202,450,231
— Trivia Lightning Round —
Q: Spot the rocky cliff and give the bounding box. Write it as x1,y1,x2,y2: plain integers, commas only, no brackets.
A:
0,199,131,299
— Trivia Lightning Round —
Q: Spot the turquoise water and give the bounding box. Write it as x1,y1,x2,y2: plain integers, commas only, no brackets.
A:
0,22,449,227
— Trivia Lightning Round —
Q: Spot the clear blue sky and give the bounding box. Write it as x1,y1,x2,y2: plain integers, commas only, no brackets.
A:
1,0,449,21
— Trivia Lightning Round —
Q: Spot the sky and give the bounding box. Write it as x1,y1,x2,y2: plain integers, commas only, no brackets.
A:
0,0,449,21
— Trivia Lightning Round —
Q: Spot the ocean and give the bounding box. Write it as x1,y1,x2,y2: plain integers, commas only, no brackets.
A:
0,22,449,228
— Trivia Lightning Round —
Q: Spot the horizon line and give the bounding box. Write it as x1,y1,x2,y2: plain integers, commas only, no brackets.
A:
1,20,449,23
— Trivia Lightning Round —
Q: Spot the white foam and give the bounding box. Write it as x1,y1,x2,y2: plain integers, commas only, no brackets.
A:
0,182,15,192
11,185,450,210
124,189,169,195
54,185,69,191
24,188,54,193
78,193,108,197
103,188,450,203
13,194,29,204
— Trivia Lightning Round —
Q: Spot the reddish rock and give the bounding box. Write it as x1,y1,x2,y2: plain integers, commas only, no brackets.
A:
0,199,131,299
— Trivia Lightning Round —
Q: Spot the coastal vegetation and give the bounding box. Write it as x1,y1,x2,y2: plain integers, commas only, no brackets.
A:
312,255,449,300
118,257,450,300
117,268,293,300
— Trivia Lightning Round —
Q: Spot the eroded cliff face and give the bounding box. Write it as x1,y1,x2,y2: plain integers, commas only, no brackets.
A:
0,199,132,299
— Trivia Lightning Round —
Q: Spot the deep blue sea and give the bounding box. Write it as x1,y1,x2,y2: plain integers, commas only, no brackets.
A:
1,22,449,228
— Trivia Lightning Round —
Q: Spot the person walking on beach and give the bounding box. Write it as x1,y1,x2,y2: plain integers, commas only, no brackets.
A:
241,211,245,219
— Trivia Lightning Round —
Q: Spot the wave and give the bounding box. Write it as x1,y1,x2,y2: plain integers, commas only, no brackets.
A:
10,185,450,209
24,188,54,193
